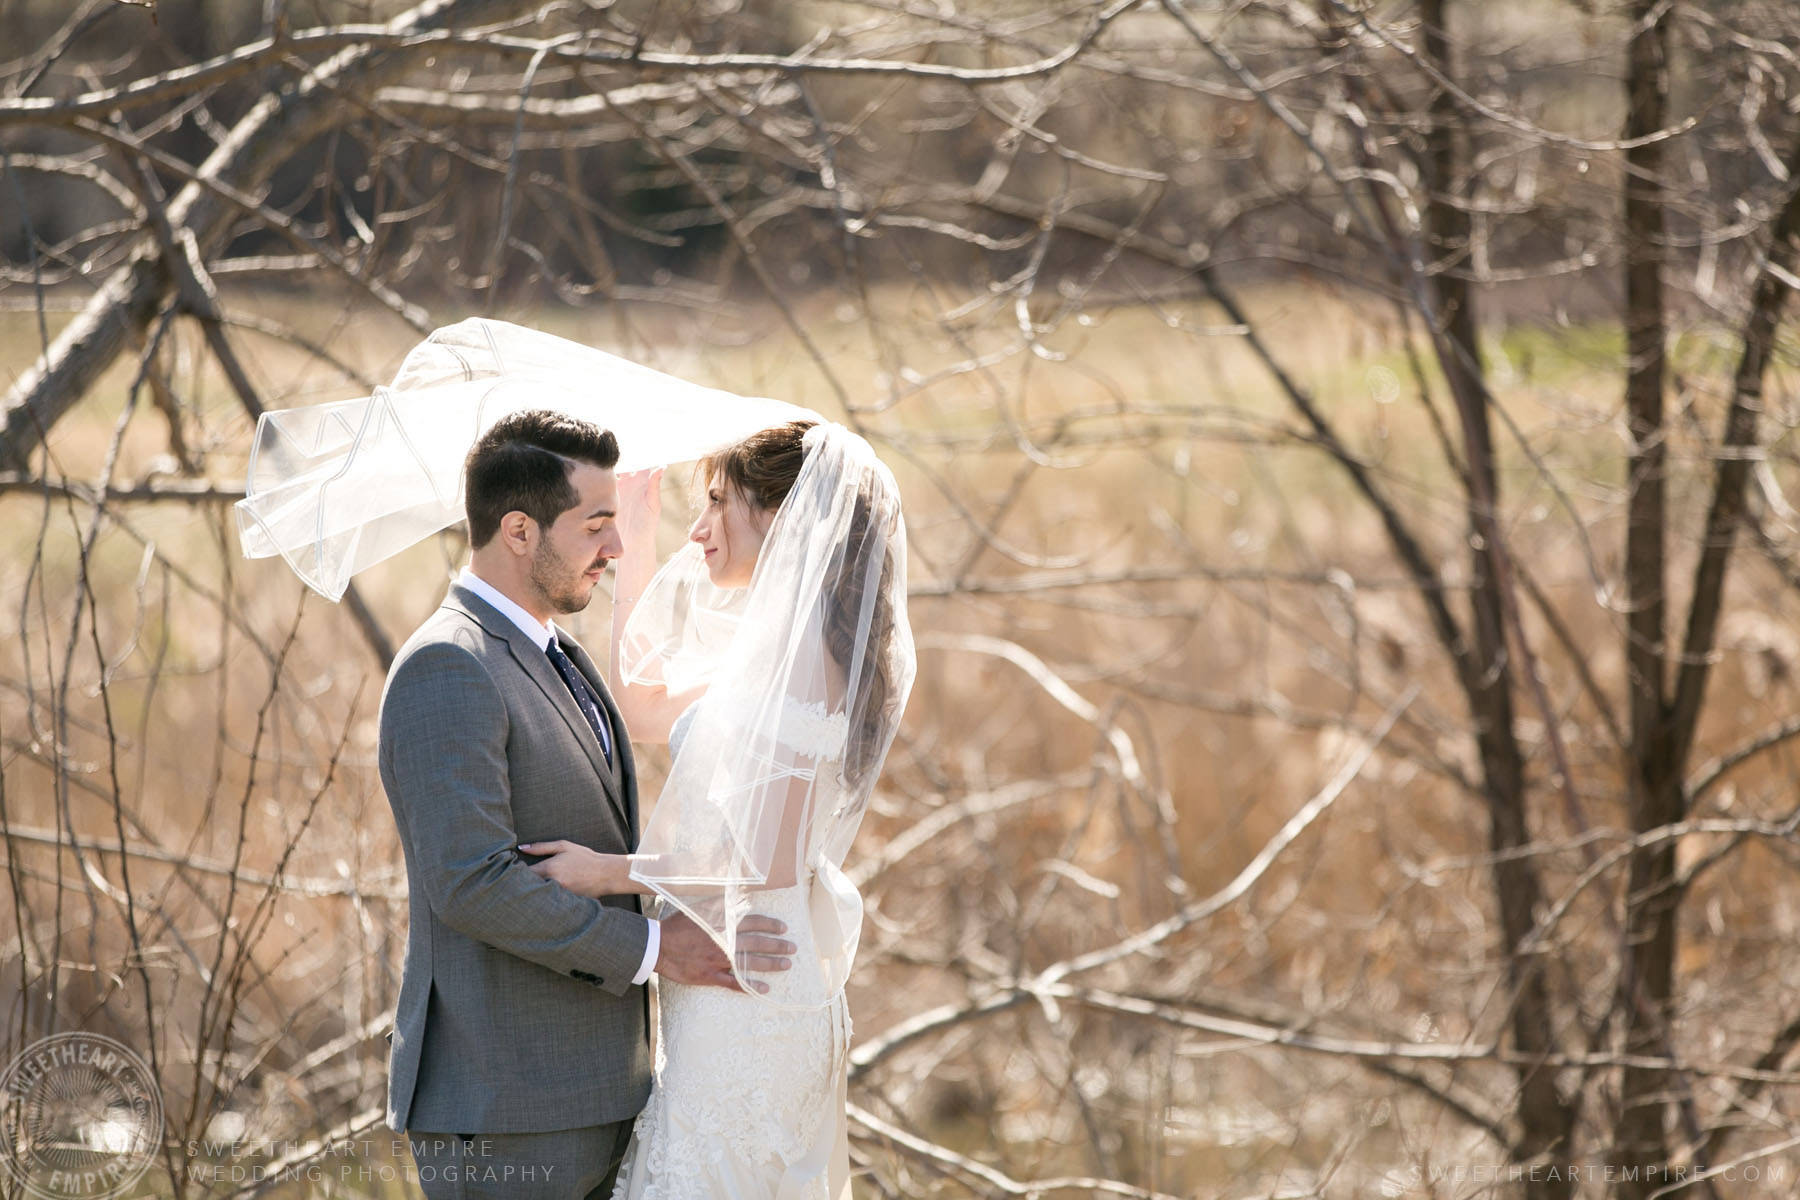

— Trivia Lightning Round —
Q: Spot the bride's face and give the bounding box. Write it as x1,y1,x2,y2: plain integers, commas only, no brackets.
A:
688,474,773,590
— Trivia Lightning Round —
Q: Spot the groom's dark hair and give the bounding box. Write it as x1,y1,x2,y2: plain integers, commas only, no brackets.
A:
463,410,619,548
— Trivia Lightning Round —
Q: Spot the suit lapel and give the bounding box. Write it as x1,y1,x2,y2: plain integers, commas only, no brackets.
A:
560,635,639,843
445,584,629,827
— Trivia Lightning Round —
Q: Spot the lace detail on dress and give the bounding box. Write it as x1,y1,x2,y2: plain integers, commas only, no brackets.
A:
776,697,850,760
613,701,855,1199
610,886,851,1200
672,697,845,762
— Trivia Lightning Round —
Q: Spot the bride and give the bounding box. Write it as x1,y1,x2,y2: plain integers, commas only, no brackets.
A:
519,419,915,1198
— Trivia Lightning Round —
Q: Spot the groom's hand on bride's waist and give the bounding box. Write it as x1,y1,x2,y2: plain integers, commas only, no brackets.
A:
656,911,795,993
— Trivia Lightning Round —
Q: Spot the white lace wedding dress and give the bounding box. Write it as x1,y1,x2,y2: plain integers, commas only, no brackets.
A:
611,702,854,1200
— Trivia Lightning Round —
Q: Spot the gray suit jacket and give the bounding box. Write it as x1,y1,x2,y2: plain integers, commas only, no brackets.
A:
379,581,651,1134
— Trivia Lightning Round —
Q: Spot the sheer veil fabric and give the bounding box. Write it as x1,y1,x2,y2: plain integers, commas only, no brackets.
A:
234,318,815,601
621,423,915,1007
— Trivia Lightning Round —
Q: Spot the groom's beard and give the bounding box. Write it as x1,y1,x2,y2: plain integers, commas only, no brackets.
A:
531,540,603,616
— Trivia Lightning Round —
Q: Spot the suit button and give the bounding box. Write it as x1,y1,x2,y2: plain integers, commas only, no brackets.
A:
571,969,603,985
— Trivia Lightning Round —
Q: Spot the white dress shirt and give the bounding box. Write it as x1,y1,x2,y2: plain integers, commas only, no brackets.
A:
458,567,659,984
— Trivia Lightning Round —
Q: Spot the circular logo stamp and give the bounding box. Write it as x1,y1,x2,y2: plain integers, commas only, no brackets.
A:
0,1033,163,1200
1366,365,1401,405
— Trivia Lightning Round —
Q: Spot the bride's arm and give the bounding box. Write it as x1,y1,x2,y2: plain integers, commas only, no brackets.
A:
727,687,851,892
527,775,811,899
518,842,662,898
745,771,810,891
746,679,851,892
608,468,702,743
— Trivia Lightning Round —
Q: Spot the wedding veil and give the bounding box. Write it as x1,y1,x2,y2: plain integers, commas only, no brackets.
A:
621,424,915,1008
234,318,814,600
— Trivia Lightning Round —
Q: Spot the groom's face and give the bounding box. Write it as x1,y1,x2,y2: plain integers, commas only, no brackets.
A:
529,461,622,616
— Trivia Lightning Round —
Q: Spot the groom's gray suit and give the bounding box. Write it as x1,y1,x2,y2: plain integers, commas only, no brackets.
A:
379,580,650,1193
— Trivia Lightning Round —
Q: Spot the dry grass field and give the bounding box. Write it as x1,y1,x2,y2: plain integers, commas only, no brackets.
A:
6,272,1800,1197
5,0,1800,1192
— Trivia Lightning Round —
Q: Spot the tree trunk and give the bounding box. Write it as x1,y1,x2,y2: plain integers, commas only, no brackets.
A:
1615,2,1676,1192
1418,2,1572,1189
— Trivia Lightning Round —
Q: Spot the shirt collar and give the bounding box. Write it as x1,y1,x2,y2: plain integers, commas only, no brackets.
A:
457,567,559,651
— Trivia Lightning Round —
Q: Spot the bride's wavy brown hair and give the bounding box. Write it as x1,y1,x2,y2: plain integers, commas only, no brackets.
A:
700,421,903,788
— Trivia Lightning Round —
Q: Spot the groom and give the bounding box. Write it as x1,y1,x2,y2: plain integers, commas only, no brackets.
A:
378,410,793,1198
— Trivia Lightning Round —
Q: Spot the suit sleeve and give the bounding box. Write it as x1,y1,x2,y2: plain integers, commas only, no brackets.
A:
380,640,649,996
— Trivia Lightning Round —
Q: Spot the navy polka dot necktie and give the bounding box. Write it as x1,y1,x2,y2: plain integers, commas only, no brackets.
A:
545,639,613,767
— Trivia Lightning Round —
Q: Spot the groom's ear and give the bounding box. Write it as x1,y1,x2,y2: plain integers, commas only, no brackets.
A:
496,509,539,556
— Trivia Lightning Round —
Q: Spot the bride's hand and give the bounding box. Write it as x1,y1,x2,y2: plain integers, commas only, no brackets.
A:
616,467,663,558
518,841,631,898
